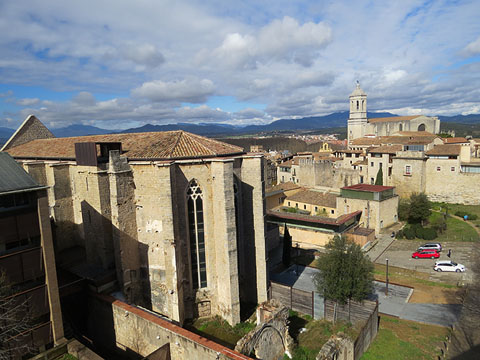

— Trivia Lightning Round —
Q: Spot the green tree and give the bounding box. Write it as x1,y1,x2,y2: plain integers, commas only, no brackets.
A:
313,236,374,322
408,193,431,225
398,198,410,221
282,224,292,267
374,167,383,185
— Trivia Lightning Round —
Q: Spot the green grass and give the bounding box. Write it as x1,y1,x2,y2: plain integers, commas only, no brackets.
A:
431,202,480,226
361,315,449,360
287,311,358,360
429,211,479,242
187,316,256,349
55,355,78,360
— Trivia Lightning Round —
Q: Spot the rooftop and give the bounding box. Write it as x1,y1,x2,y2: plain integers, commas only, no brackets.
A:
341,184,394,193
5,131,244,161
368,145,402,154
0,152,44,194
266,182,300,193
350,135,438,146
368,115,422,123
426,144,461,156
443,137,469,144
267,209,362,226
286,189,338,208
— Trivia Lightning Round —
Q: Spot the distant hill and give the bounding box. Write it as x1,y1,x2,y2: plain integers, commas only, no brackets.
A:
51,124,114,137
0,127,14,147
438,114,480,124
120,111,397,136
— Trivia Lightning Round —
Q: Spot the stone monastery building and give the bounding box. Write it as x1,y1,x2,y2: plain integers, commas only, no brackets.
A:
347,81,440,142
2,115,267,326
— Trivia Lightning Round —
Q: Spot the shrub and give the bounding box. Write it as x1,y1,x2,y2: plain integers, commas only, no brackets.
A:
395,230,404,239
454,211,478,220
422,227,437,240
415,226,425,239
403,227,416,240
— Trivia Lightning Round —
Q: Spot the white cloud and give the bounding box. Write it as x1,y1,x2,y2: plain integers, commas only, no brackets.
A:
132,78,215,103
16,98,40,106
463,36,480,57
1,1,480,128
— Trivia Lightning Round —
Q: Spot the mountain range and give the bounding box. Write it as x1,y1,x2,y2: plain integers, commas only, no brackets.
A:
1,112,480,145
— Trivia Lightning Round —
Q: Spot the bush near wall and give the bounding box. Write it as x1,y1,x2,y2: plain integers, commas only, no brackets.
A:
398,225,437,240
454,211,478,220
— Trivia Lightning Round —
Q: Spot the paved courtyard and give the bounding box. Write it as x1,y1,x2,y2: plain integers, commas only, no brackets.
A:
372,240,476,284
270,265,462,326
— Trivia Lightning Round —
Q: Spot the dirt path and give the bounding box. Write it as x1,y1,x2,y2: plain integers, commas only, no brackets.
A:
432,209,480,236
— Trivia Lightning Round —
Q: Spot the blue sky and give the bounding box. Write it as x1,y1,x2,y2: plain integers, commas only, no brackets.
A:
0,0,479,130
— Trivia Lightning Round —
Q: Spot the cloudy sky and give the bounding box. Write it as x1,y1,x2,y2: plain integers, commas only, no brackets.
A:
1,0,479,130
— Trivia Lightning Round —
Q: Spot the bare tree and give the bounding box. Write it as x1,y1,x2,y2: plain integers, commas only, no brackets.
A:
447,245,480,359
0,272,34,360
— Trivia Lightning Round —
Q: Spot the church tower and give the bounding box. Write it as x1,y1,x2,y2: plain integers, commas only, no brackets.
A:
347,81,367,142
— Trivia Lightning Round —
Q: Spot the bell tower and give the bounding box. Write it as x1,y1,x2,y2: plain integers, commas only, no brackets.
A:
347,81,367,142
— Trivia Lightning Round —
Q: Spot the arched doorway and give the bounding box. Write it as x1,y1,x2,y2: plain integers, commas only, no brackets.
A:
418,123,426,131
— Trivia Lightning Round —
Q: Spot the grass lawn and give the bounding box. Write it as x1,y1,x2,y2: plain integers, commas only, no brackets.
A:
361,315,449,360
431,202,480,227
286,311,358,360
186,316,256,349
429,211,479,242
55,355,78,360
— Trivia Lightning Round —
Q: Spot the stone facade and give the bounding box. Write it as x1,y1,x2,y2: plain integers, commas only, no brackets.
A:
347,83,440,142
1,115,54,151
6,123,267,326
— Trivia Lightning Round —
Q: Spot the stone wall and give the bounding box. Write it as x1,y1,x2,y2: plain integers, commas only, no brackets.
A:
1,115,54,151
88,294,252,360
235,303,293,360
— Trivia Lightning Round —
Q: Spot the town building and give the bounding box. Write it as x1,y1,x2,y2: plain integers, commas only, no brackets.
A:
3,116,268,326
336,184,399,235
0,152,64,358
347,82,440,142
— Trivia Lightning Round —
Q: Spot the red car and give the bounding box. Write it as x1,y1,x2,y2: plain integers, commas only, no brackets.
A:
412,249,440,259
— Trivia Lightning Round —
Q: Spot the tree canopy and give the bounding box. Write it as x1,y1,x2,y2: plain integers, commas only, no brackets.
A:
374,167,383,185
407,193,431,224
313,236,374,305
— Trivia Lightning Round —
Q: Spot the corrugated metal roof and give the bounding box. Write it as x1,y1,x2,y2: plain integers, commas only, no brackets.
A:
0,152,41,193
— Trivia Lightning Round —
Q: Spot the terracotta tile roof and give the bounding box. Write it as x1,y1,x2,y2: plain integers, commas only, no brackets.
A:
333,149,364,154
286,189,338,208
395,131,435,136
368,145,402,154
368,115,422,123
279,160,292,168
5,131,244,160
353,159,368,165
443,137,469,144
267,209,362,226
341,184,394,192
350,135,437,146
266,182,300,193
426,144,461,156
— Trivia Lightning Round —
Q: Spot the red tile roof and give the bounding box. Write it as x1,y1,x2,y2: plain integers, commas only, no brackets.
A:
341,184,394,192
267,209,362,226
368,145,402,154
286,189,338,208
5,131,244,160
443,137,469,144
425,144,461,156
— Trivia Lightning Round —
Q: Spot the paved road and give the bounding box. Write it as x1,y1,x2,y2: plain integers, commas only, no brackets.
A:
271,265,461,327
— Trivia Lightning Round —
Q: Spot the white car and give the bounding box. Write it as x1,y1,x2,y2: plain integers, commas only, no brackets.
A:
434,260,466,272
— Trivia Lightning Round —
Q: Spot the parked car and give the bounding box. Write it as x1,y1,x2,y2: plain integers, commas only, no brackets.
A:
412,249,440,259
434,260,466,272
418,243,442,252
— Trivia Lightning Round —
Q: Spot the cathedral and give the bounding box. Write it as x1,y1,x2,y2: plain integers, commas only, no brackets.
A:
347,82,440,142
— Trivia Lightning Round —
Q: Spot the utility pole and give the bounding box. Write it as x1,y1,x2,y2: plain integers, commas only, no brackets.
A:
386,258,389,296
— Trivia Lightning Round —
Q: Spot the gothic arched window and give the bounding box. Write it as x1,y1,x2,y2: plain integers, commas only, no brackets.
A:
399,123,403,132
187,180,207,289
356,100,359,110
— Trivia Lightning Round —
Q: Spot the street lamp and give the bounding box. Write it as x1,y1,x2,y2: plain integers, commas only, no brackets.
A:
386,258,389,296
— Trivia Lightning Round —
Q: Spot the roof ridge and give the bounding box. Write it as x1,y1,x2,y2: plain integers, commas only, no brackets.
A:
169,131,184,157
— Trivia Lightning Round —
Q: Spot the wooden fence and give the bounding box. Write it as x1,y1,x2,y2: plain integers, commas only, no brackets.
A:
270,281,314,318
324,298,379,359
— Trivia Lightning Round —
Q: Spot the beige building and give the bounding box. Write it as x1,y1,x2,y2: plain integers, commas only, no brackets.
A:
3,116,268,326
265,182,301,210
347,82,440,142
336,184,399,234
283,189,338,217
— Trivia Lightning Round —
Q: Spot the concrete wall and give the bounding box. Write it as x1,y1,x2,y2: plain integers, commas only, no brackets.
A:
280,226,335,249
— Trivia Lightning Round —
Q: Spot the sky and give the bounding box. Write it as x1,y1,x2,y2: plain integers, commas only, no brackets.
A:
0,0,480,130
